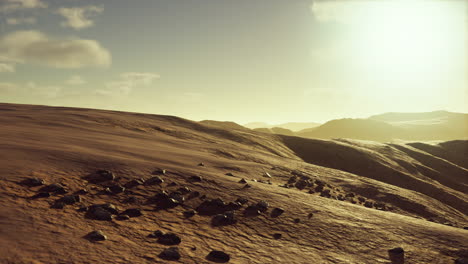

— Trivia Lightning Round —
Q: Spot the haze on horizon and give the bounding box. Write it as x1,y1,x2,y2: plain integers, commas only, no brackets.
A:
0,0,466,124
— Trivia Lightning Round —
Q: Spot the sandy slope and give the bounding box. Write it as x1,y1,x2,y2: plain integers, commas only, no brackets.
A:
0,103,467,264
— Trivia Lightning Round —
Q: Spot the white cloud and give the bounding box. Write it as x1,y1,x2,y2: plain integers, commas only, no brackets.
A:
57,6,104,30
97,72,160,96
65,75,86,85
0,30,111,69
0,63,15,73
1,0,46,12
26,81,62,98
6,17,37,25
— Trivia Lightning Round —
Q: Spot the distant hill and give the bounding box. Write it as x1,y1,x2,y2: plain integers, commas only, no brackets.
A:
253,127,294,136
199,120,248,131
245,122,320,131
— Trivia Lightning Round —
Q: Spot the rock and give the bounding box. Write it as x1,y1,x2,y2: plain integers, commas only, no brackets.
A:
85,230,107,241
168,182,177,187
243,206,261,217
124,179,145,188
196,198,227,215
337,194,345,201
189,175,203,182
238,178,247,184
308,213,314,218
308,189,315,194
187,191,200,199
256,200,269,213
212,211,237,226
207,250,230,263
51,202,65,209
243,184,252,188
388,247,404,264
320,189,331,198
358,197,366,203
295,180,308,190
86,203,118,220
75,189,89,195
123,196,138,204
315,180,325,186
287,176,297,184
294,218,301,223
198,162,205,167
21,177,45,187
56,195,81,205
225,172,234,176
148,230,164,238
271,208,285,218
116,214,130,220
159,247,180,261
145,176,164,185
183,209,196,218
121,208,142,217
456,258,468,264
169,191,185,203
263,172,272,178
364,201,374,208
273,233,282,239
225,202,243,211
235,197,248,205
39,183,67,194
177,187,191,194
88,170,115,184
152,168,166,175
345,192,355,198
157,198,181,210
158,233,181,245
32,192,50,199
314,185,324,192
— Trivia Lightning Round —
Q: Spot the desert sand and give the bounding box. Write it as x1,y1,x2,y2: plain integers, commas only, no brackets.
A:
0,103,467,264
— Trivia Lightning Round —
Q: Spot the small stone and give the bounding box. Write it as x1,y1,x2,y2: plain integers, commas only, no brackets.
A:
273,233,282,239
314,185,324,192
148,230,164,238
295,180,308,190
56,194,81,205
123,196,138,204
86,203,118,220
88,170,115,184
263,172,272,178
187,191,201,199
168,182,177,187
157,198,181,210
358,197,366,203
271,208,284,218
212,211,237,226
152,168,166,175
189,175,203,182
169,191,185,203
116,214,130,220
308,213,313,218
207,250,230,263
235,197,248,205
177,187,191,194
39,183,67,194
225,172,234,176
121,208,142,217
124,179,145,188
145,176,164,185
364,201,374,208
183,210,196,218
388,247,404,264
256,200,269,213
196,198,227,215
21,177,45,187
32,192,50,199
238,178,247,184
198,162,205,167
159,247,180,261
294,218,300,223
158,233,181,245
320,189,331,198
85,230,107,241
244,206,261,217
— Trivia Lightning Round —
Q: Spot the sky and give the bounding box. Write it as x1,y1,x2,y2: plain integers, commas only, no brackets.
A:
0,0,466,124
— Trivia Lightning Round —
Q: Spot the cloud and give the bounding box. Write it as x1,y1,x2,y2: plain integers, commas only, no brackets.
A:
6,17,37,25
0,63,15,73
26,81,62,98
1,0,46,12
65,75,86,85
57,6,104,30
0,30,111,69
96,72,160,96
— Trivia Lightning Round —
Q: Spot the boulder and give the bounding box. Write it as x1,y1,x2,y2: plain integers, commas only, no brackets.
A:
158,233,181,245
159,247,180,261
270,208,284,218
85,230,107,241
20,177,45,187
388,247,404,264
207,250,230,263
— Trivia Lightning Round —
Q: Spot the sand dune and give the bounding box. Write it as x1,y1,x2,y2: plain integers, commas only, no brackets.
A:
0,103,467,264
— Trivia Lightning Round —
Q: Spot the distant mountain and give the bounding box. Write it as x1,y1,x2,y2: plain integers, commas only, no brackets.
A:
253,127,294,136
245,122,320,131
199,120,248,130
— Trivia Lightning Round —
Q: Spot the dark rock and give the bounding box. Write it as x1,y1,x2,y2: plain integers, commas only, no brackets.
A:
255,200,269,213
21,177,45,187
295,180,309,190
308,189,315,194
187,191,200,199
314,185,324,192
169,191,185,203
196,198,227,215
116,214,130,220
243,205,261,217
124,179,145,189
123,196,138,204
86,203,118,220
148,230,164,238
243,184,251,188
294,218,301,223
315,180,324,186
183,209,196,218
88,170,115,184
337,194,345,201
157,198,181,210
238,178,247,184
159,247,180,261
57,195,81,205
75,189,89,195
308,213,314,218
271,207,285,218
152,168,166,175
364,201,374,208
207,250,230,263
358,197,366,203
85,230,107,241
177,186,191,194
388,247,404,264
121,208,142,217
287,176,297,184
51,202,65,209
225,202,243,211
189,175,203,182
235,197,248,205
273,233,282,239
89,203,119,214
198,162,205,166
32,192,50,199
320,189,331,198
145,176,164,185
212,211,237,226
225,172,234,176
167,182,177,187
345,192,355,198
39,183,67,194
200,194,207,200
463,227,468,230
456,258,468,264
158,233,181,245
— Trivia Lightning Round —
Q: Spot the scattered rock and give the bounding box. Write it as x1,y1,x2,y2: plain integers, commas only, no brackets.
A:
271,208,285,218
159,247,180,261
169,191,185,203
51,202,65,209
21,177,45,187
124,179,145,188
145,176,164,185
168,182,177,187
123,196,138,204
388,247,404,264
198,162,205,167
207,250,230,263
116,214,130,220
235,197,248,205
187,191,200,199
364,201,374,208
88,170,115,184
212,211,237,226
456,258,468,264
157,198,181,210
345,192,355,198
358,197,366,203
308,213,313,218
177,186,191,194
243,184,251,188
320,189,331,198
225,172,234,176
243,206,261,217
294,218,301,223
121,208,142,217
183,209,196,218
295,180,308,190
288,176,297,184
39,183,67,194
75,188,89,195
158,233,181,245
256,200,269,213
273,233,282,239
31,192,50,199
238,178,247,184
263,172,272,178
86,203,118,220
85,230,107,241
314,185,324,192
148,230,164,238
152,168,166,175
197,198,228,215
189,175,203,182
56,194,81,205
